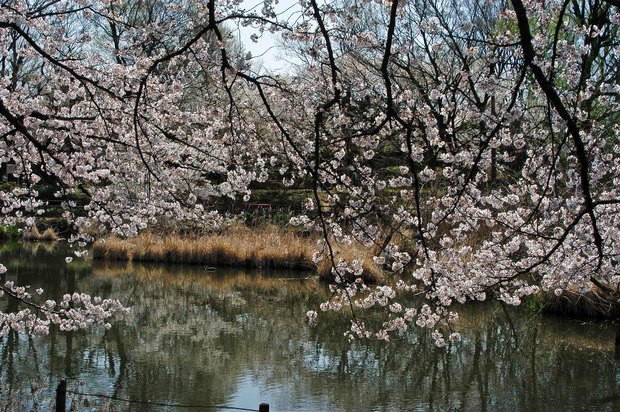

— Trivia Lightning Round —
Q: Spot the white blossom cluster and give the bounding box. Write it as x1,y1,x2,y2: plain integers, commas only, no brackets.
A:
0,279,129,337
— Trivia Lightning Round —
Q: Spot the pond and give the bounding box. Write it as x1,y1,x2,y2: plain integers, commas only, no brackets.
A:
1,241,620,411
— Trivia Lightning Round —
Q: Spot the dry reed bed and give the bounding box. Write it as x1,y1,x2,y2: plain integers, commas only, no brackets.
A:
22,226,59,241
92,228,383,281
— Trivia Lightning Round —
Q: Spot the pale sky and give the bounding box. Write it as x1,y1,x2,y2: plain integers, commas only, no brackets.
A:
232,0,302,73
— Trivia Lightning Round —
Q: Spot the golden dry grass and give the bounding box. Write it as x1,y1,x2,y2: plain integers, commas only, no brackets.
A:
22,226,59,241
92,226,384,282
315,242,384,283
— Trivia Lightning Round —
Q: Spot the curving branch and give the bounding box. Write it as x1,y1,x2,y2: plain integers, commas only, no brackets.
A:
510,0,605,269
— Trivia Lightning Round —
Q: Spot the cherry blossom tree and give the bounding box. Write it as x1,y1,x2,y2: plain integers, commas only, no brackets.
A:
1,0,619,343
290,0,620,343
0,0,259,335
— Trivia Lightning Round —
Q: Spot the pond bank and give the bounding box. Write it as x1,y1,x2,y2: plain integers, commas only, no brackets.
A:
91,226,382,281
542,289,620,319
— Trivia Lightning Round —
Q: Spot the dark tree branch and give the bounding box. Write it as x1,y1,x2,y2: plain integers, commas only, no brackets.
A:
510,0,605,269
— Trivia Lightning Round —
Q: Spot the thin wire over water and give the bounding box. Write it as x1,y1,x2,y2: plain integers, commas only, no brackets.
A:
65,389,259,411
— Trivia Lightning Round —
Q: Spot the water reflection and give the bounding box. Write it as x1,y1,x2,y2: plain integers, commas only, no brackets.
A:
1,241,620,411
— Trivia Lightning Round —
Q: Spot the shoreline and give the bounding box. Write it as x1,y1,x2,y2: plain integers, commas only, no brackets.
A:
91,227,383,282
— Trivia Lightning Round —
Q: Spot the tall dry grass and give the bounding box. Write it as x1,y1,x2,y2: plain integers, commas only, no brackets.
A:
22,226,59,241
92,225,384,281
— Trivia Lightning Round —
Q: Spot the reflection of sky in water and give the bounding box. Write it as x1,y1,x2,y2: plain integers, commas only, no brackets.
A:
1,241,620,411
302,341,381,374
229,375,265,410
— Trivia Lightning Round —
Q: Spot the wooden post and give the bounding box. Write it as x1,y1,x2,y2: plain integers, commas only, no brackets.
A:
55,379,67,412
259,403,269,412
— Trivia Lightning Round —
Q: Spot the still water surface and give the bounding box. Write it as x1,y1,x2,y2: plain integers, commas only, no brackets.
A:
1,241,620,411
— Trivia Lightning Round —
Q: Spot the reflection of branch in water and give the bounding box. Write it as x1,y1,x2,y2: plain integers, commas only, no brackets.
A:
428,349,440,409
483,327,491,407
410,337,437,394
458,335,479,404
112,325,129,402
616,328,620,360
336,349,348,377
530,325,538,402
500,301,519,348
64,332,73,376
1,330,17,387
27,334,42,377
123,275,142,307
443,347,452,395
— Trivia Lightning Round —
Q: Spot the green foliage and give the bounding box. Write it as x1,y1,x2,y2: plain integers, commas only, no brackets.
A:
0,182,18,191
0,240,20,254
0,225,19,240
524,292,546,315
